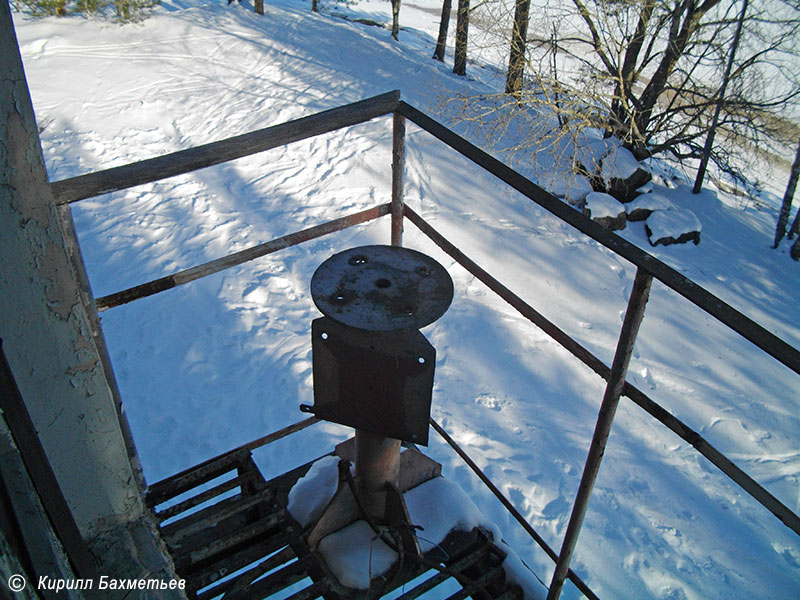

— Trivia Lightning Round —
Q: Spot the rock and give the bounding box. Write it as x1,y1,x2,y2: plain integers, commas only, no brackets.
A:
607,167,652,203
548,172,593,206
626,192,675,221
645,209,701,246
600,146,651,202
583,191,627,230
574,129,610,177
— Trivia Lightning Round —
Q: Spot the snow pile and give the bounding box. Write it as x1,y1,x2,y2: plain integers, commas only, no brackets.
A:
542,172,593,205
600,146,641,183
584,192,625,219
404,476,502,550
318,520,398,589
285,456,544,597
573,129,610,175
287,454,340,526
405,477,545,599
583,191,627,230
626,191,676,221
646,209,702,246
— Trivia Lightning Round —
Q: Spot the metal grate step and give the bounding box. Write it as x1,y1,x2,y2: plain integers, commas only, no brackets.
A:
146,451,523,600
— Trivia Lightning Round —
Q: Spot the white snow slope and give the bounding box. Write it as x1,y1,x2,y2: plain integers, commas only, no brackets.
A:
11,0,800,598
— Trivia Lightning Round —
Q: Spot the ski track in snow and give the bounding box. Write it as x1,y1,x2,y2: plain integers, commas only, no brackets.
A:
13,0,800,598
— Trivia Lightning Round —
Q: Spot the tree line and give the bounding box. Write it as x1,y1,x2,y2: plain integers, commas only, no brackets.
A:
403,0,800,257
13,0,158,21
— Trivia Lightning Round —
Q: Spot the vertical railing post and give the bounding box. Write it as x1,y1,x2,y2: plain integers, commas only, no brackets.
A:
391,111,406,247
547,267,654,599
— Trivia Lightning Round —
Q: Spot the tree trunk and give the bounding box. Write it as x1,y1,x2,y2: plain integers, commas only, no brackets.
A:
775,137,800,248
453,0,470,75
635,0,720,141
255,0,263,15
611,0,655,125
433,0,452,61
791,235,800,260
312,0,317,12
391,0,401,40
505,0,531,96
789,207,800,239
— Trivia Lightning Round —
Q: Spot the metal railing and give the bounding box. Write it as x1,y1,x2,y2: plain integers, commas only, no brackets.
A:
53,90,800,599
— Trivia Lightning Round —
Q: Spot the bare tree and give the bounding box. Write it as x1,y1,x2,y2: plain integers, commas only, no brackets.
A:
391,0,401,40
433,0,452,61
453,0,470,75
505,0,531,96
774,137,800,248
451,0,800,189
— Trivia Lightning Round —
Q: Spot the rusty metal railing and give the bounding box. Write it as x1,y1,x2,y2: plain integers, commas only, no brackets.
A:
52,91,800,599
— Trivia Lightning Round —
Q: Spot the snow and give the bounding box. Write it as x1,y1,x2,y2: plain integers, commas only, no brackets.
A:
584,191,625,219
10,1,800,599
284,457,545,597
286,454,340,526
627,191,676,213
405,476,545,599
574,129,610,175
318,520,398,589
404,476,503,550
646,209,702,243
544,172,593,205
601,145,642,183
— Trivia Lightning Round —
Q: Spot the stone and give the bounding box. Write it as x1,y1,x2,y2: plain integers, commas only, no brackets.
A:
626,192,676,221
645,209,701,246
583,191,627,230
600,146,652,202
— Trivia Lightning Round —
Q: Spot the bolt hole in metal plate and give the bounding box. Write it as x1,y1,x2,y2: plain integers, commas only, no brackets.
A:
311,245,454,331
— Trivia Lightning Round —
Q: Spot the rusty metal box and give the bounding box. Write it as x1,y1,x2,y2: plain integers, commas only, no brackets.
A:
310,317,435,445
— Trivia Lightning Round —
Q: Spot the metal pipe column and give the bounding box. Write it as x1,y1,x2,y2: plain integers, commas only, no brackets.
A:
547,268,653,599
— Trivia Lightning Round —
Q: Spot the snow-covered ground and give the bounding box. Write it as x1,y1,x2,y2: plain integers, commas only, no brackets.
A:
11,0,800,598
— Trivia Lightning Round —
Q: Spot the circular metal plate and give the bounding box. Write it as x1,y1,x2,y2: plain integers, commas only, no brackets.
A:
311,245,454,331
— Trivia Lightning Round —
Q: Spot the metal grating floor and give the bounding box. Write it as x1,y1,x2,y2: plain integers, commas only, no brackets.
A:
145,448,524,600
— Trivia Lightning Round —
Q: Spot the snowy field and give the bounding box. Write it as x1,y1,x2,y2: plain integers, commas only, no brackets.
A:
11,0,800,597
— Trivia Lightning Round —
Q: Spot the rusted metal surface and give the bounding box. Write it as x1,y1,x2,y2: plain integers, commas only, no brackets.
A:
310,245,453,332
430,418,600,600
547,268,653,600
96,203,391,311
51,91,402,205
146,417,319,508
391,113,406,247
308,317,435,444
406,205,800,538
355,431,402,521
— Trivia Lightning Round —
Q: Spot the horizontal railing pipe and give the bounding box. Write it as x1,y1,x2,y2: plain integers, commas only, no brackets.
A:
405,206,800,537
396,102,800,376
96,203,391,310
430,418,600,600
51,91,401,205
145,417,320,507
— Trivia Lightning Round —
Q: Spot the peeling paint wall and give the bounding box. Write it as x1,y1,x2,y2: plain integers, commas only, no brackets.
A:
1,4,181,593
